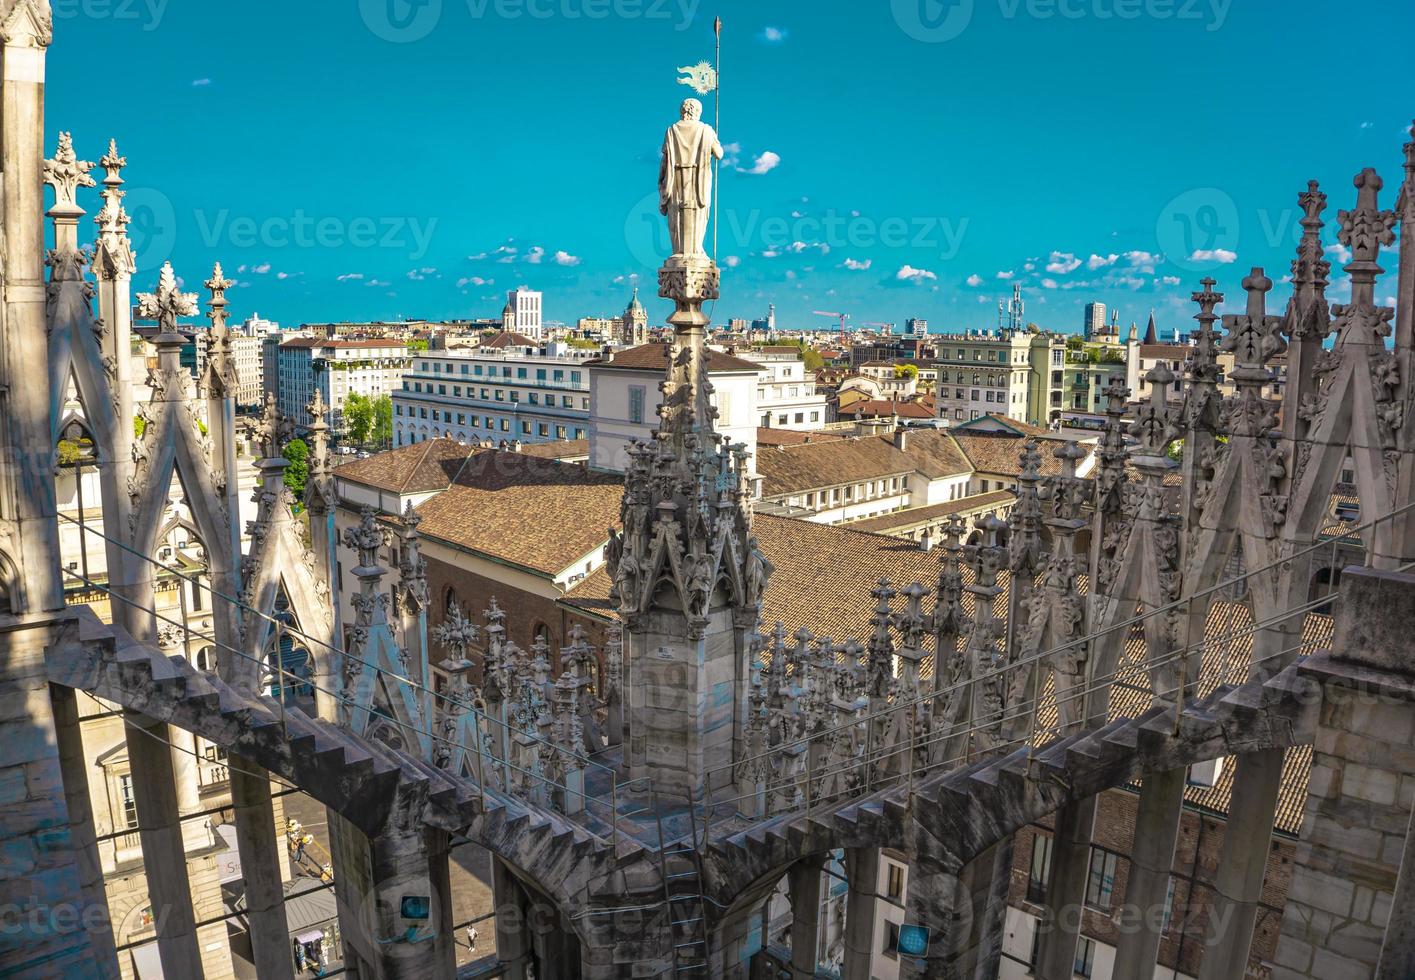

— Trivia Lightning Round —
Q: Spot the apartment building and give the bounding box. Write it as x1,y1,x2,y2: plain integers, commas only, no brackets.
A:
393,337,595,446
275,337,410,432
932,330,1065,427
743,346,831,430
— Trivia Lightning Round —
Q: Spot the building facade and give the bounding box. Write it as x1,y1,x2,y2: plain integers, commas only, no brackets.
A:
393,340,595,446
275,337,409,432
932,330,1065,427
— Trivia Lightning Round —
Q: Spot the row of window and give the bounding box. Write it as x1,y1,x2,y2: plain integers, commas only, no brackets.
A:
416,361,583,384
941,388,1023,404
784,475,908,511
404,381,588,409
762,410,822,426
397,421,587,444
937,348,1034,364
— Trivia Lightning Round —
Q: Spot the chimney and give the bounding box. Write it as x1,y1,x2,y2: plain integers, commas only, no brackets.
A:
893,427,911,452
920,526,935,552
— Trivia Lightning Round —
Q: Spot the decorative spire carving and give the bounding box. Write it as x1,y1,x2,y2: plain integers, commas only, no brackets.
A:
202,263,238,400
432,600,480,667
93,139,136,279
137,262,199,337
397,501,429,615
43,133,94,220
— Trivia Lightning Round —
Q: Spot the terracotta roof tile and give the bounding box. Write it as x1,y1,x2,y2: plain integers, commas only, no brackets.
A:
950,432,1086,478
838,399,935,420
846,489,1016,534
757,437,916,497
562,514,938,644
481,331,539,349
755,428,845,448
590,343,762,374
519,438,590,460
332,438,476,494
894,429,972,480
414,451,621,576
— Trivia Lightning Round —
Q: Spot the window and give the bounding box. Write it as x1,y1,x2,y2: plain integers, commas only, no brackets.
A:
628,385,646,424
1027,833,1052,904
1085,849,1118,910
886,863,905,900
118,774,138,828
884,921,901,957
1074,937,1096,978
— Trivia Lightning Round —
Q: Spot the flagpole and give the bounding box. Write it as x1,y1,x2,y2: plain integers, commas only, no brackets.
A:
713,15,721,266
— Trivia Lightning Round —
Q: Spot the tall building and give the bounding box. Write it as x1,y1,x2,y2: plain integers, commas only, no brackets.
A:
1083,301,1107,340
504,287,544,341
905,318,928,338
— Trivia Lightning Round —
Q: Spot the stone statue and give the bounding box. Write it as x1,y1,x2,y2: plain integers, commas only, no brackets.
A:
659,98,724,258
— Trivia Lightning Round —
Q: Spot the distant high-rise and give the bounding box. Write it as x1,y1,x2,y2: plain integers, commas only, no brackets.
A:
506,287,544,340
905,318,928,338
1083,302,1107,340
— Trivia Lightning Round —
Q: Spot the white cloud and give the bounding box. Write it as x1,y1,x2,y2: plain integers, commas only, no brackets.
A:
337,273,364,282
843,258,872,271
525,246,546,264
761,249,780,259
1160,275,1182,285
1115,276,1146,289
965,274,983,287
469,244,517,262
1325,242,1353,265
760,26,788,43
251,262,272,275
724,255,741,268
276,271,299,280
1124,250,1161,272
1023,262,1036,272
552,250,580,267
1188,248,1237,264
456,276,492,288
191,78,212,87
995,270,1014,280
1046,251,1082,274
366,279,390,287
786,241,829,255
895,265,937,284
1360,121,1374,130
1087,253,1119,270
738,151,781,175
1041,278,1059,289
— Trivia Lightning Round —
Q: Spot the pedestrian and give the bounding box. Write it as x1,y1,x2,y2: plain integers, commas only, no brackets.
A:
465,924,478,952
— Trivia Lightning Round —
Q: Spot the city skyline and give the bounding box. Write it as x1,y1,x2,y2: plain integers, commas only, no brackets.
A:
45,0,1413,333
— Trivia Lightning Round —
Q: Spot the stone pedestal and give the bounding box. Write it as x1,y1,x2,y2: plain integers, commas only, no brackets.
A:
1272,568,1415,979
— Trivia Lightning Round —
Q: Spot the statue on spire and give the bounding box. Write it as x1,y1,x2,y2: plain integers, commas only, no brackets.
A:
659,98,723,259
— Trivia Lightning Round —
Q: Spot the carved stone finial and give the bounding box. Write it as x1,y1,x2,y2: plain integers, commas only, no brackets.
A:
0,0,54,48
137,262,200,336
44,132,95,217
343,507,387,572
1337,169,1397,274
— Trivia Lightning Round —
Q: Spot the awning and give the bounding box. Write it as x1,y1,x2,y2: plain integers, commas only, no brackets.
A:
295,929,325,944
130,941,163,980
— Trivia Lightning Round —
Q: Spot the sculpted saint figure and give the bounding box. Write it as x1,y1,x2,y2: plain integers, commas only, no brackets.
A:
659,98,724,258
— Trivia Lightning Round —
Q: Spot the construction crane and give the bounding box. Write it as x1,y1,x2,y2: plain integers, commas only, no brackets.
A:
813,310,851,346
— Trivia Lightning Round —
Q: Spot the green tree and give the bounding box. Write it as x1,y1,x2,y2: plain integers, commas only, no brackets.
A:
344,392,374,445
57,440,84,466
134,415,146,440
370,395,394,449
407,339,430,352
894,363,920,380
283,439,309,502
801,347,824,372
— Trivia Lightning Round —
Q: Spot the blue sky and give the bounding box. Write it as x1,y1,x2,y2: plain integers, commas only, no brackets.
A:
46,0,1413,336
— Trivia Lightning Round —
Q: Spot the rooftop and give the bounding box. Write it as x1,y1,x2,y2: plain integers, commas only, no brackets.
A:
589,342,762,374
757,436,917,497
845,489,1017,534
950,432,1085,478
333,437,476,495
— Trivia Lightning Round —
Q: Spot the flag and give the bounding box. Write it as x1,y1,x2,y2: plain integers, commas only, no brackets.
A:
676,61,717,95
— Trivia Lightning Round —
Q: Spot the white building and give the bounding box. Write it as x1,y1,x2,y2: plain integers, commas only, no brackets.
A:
743,346,830,431
504,287,544,341
393,337,595,446
275,337,410,433
587,343,761,474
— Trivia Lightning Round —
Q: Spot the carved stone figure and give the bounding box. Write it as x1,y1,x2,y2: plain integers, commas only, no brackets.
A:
659,98,724,257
